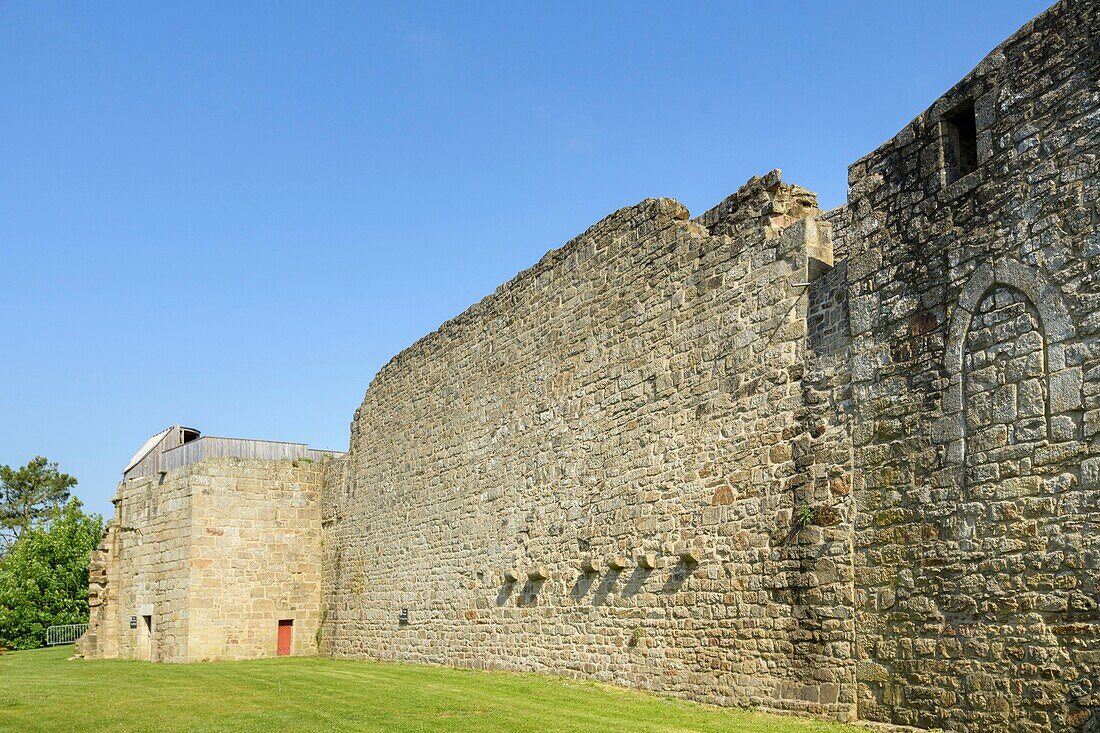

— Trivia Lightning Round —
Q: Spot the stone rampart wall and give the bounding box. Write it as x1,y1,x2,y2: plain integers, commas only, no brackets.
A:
846,1,1100,730
322,174,858,717
80,3,1100,730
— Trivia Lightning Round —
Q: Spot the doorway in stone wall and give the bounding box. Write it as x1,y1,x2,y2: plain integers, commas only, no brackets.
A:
277,619,293,656
141,615,155,662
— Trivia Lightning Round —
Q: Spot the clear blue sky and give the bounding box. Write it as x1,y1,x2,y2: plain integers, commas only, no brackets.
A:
1,1,1051,519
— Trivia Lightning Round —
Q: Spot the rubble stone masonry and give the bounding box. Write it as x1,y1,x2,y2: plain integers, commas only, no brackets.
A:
81,1,1098,730
846,1,1100,730
322,175,857,717
79,458,323,663
322,1,1098,729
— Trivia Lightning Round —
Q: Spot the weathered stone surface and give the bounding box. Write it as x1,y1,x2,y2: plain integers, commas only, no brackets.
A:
321,1,1098,729
79,1,1099,731
847,1,1100,730
321,178,858,719
78,458,325,662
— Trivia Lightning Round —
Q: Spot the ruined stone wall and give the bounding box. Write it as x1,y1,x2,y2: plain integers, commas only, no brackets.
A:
79,3,1100,729
322,173,858,717
80,458,324,663
846,0,1100,730
80,472,194,662
799,228,856,709
821,206,854,262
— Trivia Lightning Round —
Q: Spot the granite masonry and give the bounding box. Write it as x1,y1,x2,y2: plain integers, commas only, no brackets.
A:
82,1,1099,730
79,431,333,663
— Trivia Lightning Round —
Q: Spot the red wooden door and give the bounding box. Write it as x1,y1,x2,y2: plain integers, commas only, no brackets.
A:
277,620,293,656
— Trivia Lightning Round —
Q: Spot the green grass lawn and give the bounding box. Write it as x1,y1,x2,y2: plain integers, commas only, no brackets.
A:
0,646,860,733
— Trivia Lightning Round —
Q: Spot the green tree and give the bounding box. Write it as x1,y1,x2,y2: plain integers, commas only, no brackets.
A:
0,456,77,552
0,499,102,649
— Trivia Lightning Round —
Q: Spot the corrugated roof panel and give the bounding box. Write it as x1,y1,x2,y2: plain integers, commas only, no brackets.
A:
122,426,174,475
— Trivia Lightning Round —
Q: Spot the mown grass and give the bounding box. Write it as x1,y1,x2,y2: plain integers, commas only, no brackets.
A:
0,646,860,733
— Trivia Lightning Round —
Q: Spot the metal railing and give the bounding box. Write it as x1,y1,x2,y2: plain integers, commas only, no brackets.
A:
46,624,88,646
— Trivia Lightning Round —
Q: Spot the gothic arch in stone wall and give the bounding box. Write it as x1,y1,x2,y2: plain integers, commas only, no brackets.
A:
961,283,1048,494
938,258,1081,478
934,258,1084,728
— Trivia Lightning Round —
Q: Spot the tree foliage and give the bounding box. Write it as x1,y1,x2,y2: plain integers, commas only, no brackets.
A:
0,499,102,650
0,456,77,552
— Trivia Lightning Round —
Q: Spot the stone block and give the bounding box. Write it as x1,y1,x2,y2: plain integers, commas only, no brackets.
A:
606,556,629,572
1050,368,1083,414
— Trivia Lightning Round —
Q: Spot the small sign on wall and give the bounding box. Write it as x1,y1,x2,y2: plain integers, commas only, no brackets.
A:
130,616,138,629
399,608,409,625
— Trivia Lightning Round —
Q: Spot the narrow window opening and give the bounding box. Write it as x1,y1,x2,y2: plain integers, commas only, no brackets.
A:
943,100,978,183
142,615,155,662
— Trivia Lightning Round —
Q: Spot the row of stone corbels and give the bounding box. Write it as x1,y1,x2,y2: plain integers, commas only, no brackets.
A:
501,543,704,584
